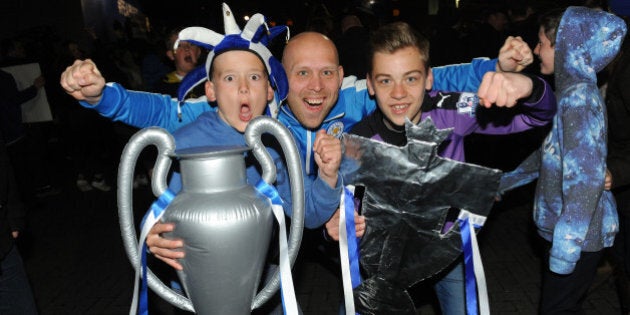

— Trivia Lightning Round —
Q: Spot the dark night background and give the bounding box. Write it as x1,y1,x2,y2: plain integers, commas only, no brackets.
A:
0,0,571,47
0,0,419,43
0,0,580,173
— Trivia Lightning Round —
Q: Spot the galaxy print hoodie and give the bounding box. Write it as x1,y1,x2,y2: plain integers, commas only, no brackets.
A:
499,6,627,275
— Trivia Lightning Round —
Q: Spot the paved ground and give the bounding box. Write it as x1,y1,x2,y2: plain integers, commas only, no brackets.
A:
18,139,623,315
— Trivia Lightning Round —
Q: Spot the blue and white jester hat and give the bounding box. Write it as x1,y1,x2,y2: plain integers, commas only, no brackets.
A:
175,3,289,118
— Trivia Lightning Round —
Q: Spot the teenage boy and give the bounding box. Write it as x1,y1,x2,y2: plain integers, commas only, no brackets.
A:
330,21,556,314
499,6,627,314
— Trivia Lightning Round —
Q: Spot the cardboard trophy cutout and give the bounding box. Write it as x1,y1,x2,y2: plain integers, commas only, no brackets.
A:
340,118,502,313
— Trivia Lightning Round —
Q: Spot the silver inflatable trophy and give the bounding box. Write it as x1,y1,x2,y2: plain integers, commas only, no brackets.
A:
117,116,305,314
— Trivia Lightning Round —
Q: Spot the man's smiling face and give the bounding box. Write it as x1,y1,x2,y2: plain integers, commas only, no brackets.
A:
282,32,344,130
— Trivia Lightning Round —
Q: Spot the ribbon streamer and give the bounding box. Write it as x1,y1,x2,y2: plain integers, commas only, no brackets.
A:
130,189,176,315
255,180,299,315
458,210,489,315
339,186,362,315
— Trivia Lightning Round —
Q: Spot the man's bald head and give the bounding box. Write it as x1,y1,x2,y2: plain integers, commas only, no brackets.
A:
282,32,340,68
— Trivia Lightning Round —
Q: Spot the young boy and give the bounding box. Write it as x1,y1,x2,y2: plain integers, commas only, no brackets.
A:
498,6,627,314
337,21,556,314
146,4,342,273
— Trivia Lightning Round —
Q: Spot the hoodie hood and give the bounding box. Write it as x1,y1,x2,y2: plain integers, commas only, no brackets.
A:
554,6,626,91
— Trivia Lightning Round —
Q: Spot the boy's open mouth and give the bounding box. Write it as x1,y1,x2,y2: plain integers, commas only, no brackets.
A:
239,103,252,121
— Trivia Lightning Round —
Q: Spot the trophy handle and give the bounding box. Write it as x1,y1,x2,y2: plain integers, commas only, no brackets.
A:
245,116,305,309
117,127,195,312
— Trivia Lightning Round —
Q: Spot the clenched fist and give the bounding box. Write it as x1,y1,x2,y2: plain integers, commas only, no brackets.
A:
313,129,342,188
59,59,106,104
497,36,534,73
477,72,534,108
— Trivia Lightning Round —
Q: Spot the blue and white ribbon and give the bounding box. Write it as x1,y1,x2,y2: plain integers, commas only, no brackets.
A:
339,185,361,315
255,180,298,315
130,189,176,315
457,210,489,315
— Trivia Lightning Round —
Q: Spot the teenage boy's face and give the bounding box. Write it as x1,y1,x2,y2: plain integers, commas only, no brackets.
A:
367,46,433,127
206,50,274,132
534,26,555,75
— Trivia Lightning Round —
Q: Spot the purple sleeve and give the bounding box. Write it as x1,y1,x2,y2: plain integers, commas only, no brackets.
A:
473,76,557,135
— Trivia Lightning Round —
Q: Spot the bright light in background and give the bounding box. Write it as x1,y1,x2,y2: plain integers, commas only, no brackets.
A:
456,0,460,8
361,0,375,8
244,15,250,21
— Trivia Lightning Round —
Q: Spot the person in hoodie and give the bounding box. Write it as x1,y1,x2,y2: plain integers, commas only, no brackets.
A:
498,6,627,314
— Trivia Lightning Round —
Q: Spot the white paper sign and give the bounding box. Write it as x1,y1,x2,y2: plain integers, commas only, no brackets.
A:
1,63,52,123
